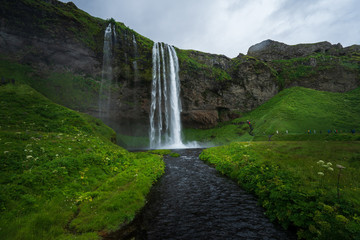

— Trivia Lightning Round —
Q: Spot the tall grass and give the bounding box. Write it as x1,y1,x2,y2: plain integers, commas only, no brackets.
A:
0,84,165,239
200,141,360,239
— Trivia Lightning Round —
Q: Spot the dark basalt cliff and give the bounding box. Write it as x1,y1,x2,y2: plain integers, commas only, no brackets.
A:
1,0,359,135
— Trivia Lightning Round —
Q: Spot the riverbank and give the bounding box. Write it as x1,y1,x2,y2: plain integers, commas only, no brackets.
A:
107,148,296,239
200,141,360,239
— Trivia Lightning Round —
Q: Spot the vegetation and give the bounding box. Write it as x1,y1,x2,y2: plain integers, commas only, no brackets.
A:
184,86,360,145
0,84,165,239
0,57,101,111
200,141,360,239
271,53,360,89
176,49,232,82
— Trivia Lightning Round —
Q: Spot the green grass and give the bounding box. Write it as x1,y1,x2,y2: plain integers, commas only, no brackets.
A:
0,57,101,111
200,141,360,239
176,49,232,82
185,86,360,145
236,86,360,135
183,123,253,145
0,84,165,239
271,53,360,88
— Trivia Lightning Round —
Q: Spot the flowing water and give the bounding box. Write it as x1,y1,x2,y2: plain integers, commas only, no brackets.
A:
107,149,296,240
99,23,114,120
149,43,185,149
133,34,139,82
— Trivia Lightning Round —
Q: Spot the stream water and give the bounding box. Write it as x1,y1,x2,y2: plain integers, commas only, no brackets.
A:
106,149,296,240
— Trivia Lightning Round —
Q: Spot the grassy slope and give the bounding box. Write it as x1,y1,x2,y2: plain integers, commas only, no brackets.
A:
0,58,101,112
184,86,360,145
200,141,360,239
237,86,360,135
0,84,165,239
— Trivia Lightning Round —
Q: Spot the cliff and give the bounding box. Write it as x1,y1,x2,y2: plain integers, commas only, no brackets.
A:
1,0,359,135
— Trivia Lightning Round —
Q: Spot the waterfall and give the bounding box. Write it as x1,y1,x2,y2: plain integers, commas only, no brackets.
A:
132,34,139,82
150,42,185,149
99,23,114,120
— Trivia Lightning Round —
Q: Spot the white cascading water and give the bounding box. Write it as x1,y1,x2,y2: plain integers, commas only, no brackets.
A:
99,23,113,120
150,42,185,149
132,34,139,82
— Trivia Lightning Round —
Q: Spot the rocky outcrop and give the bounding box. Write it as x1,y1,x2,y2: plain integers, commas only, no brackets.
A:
178,50,279,128
247,39,342,61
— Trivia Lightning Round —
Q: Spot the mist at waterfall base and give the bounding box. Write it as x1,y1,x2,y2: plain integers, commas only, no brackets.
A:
149,42,200,149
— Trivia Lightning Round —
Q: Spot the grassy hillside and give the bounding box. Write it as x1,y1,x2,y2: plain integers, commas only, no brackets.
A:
0,84,165,239
200,141,360,239
236,86,360,135
0,57,101,112
184,86,360,145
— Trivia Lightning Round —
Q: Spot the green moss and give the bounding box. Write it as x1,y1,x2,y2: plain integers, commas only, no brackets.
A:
271,53,360,87
177,49,232,82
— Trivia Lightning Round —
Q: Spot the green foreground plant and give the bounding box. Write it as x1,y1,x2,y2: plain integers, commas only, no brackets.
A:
0,84,165,239
200,141,360,239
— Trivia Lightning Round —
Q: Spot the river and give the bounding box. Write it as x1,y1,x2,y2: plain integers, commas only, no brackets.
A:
106,148,296,240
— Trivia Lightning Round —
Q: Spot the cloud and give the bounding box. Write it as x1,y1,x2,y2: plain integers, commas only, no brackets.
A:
62,0,360,58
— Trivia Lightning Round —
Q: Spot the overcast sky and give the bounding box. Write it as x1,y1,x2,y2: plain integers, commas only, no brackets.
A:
60,0,360,58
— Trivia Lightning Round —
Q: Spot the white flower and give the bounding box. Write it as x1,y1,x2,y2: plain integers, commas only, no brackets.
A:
68,148,72,151
327,162,332,166
26,155,33,159
4,151,9,154
55,154,59,157
318,172,324,176
317,160,324,165
336,164,345,169
328,167,334,171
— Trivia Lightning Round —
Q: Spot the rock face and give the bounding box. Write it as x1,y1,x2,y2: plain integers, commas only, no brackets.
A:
1,0,359,133
178,51,279,128
247,39,339,61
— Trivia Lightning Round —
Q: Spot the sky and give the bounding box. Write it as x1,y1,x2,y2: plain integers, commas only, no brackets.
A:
60,0,360,58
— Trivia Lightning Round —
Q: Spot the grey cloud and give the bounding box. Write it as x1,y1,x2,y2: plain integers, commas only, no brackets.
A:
62,0,360,57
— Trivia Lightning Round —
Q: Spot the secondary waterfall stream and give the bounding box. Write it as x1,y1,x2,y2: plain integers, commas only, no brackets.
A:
107,149,296,240
99,23,114,121
149,42,185,149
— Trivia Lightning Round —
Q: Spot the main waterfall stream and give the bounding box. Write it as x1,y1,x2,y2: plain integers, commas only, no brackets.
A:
149,42,185,149
106,149,296,240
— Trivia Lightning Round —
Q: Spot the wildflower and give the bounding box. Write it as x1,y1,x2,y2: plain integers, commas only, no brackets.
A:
317,160,325,165
16,132,21,134
55,154,59,157
26,155,33,159
68,148,72,151
328,167,334,171
4,151,9,154
327,162,332,166
318,172,324,176
336,164,345,169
